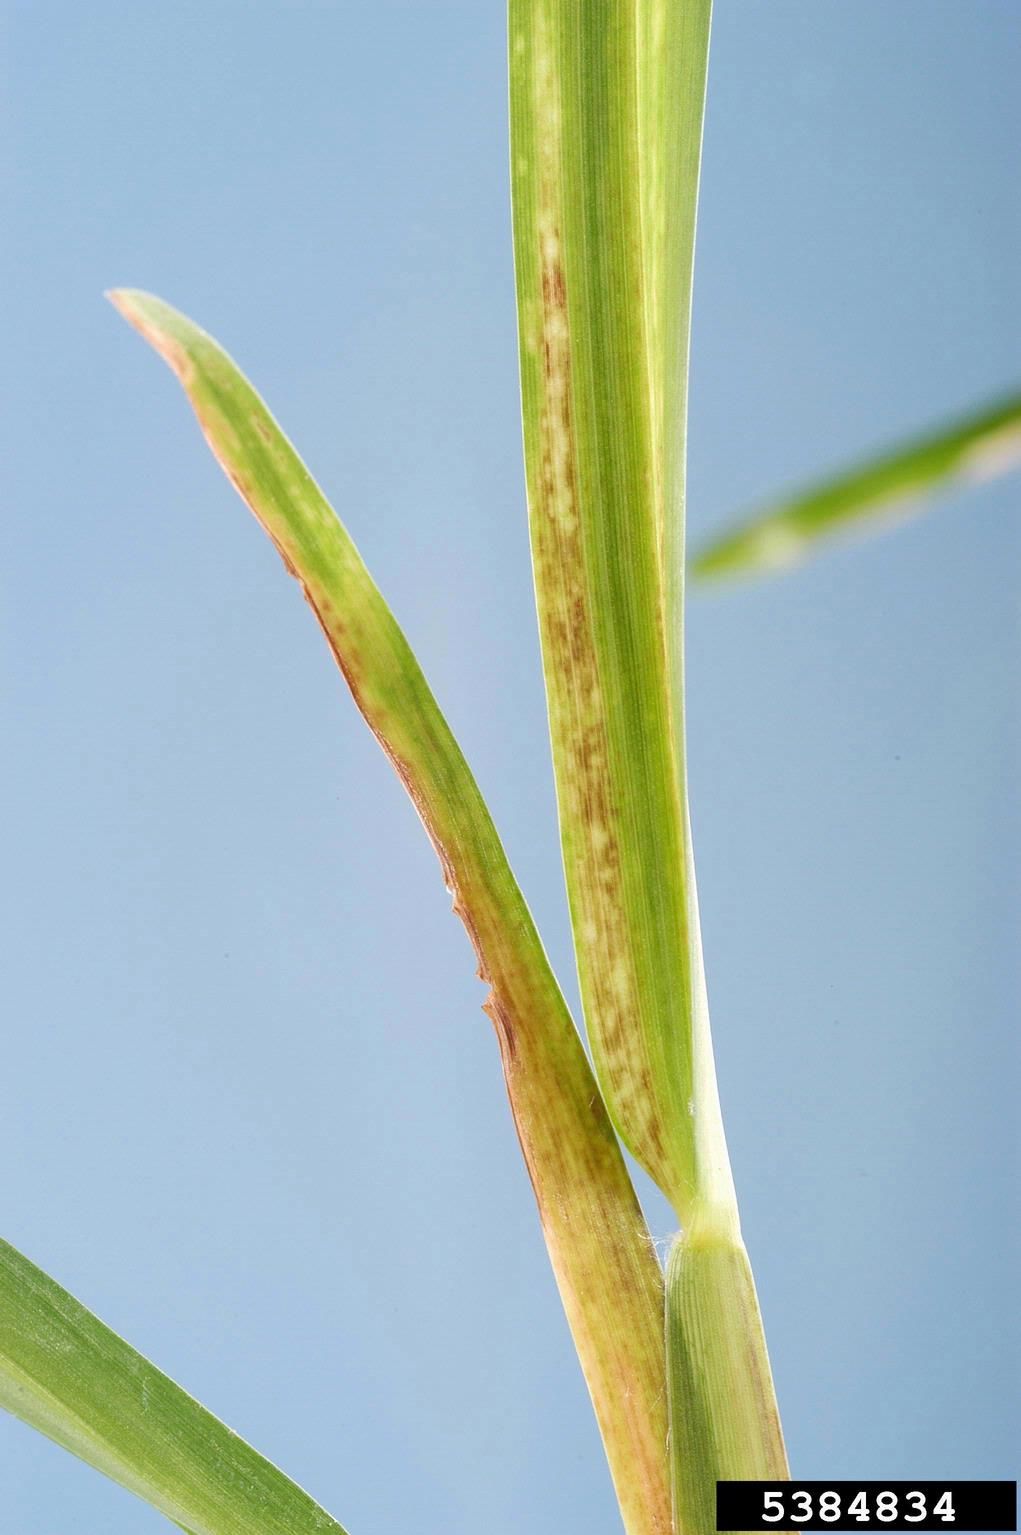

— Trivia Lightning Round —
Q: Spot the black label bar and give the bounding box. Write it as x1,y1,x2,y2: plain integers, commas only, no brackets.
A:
716,1481,1017,1532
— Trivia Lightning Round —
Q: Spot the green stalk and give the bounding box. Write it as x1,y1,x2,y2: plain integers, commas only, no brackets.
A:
666,1232,788,1535
509,2,788,1526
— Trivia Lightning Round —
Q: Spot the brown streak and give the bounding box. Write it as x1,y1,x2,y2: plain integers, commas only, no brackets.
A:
532,216,665,1170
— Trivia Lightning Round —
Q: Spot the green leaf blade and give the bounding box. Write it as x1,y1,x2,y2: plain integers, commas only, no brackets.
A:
108,290,671,1535
0,1240,349,1535
510,0,728,1226
691,390,1021,581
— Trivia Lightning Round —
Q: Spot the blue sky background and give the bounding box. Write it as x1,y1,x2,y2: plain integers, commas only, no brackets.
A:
1,3,1017,1531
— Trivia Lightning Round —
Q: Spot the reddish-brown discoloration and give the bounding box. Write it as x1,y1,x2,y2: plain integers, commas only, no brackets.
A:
528,222,665,1176
541,261,566,309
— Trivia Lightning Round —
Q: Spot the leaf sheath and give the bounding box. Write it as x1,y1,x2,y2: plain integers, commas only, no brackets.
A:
666,1233,789,1535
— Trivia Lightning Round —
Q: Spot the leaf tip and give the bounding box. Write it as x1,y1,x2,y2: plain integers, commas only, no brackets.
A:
107,288,194,384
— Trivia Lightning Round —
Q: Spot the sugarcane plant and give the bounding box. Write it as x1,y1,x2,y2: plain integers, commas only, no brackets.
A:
2,6,1018,1535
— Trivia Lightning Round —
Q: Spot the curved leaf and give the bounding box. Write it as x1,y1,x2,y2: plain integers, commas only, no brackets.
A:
108,290,670,1535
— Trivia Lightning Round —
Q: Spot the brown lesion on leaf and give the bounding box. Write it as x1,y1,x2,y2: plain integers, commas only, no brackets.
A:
541,260,566,311
527,202,667,1181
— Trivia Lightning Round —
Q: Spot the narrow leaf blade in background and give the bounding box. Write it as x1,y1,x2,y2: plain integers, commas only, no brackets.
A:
0,1240,350,1535
108,291,671,1535
691,390,1021,581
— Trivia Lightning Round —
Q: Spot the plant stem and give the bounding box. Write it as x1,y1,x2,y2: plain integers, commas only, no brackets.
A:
667,1227,789,1535
509,3,790,1527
